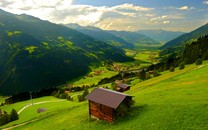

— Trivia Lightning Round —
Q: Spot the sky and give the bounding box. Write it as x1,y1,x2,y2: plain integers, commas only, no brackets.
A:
0,0,207,32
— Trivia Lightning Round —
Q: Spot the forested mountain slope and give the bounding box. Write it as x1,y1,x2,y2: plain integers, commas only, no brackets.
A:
0,9,132,95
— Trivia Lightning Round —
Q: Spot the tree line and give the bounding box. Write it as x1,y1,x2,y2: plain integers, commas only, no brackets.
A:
0,109,19,126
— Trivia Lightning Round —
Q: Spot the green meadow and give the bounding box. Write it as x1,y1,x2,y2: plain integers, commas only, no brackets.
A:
0,96,7,104
1,61,208,130
68,67,118,86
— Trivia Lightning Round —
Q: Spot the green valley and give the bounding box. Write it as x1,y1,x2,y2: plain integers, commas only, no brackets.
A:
0,61,207,130
0,1,207,129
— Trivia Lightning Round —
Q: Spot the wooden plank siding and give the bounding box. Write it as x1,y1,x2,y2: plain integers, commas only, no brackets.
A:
89,101,114,122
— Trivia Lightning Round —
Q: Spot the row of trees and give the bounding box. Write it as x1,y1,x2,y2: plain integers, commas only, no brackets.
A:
4,87,57,105
0,109,19,126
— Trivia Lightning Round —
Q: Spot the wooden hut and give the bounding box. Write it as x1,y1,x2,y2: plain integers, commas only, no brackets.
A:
86,88,133,122
116,84,130,92
37,108,46,113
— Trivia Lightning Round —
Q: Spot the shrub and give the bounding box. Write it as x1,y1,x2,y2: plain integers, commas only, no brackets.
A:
77,95,85,102
179,62,185,70
169,67,175,72
51,90,58,96
196,58,203,65
59,93,68,99
54,93,59,98
139,69,146,81
153,70,161,77
146,73,151,79
67,95,73,101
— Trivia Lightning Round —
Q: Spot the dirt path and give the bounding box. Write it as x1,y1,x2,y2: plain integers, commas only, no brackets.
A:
18,99,66,114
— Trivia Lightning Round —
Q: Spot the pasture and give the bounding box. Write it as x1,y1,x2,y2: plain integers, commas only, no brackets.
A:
1,61,207,130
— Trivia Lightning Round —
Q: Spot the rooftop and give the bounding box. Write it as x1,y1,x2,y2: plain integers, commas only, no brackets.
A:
86,88,132,109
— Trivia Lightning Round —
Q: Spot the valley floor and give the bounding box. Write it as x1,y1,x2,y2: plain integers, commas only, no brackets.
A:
1,61,208,130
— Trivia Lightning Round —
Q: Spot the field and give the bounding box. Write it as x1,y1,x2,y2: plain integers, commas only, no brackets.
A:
0,96,7,104
66,50,158,87
1,61,208,130
70,67,118,86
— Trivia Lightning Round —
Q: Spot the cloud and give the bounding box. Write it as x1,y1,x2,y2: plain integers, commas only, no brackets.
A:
203,1,208,5
0,1,202,32
179,6,195,10
150,15,169,23
163,21,170,24
111,3,153,11
164,6,195,11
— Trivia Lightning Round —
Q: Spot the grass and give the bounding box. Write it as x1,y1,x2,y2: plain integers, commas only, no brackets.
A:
0,96,7,104
1,61,207,129
69,67,118,86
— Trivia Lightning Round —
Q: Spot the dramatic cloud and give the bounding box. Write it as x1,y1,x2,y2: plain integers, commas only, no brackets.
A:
0,1,206,31
203,1,208,5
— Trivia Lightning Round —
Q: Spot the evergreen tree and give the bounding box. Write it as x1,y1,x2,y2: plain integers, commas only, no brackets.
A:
10,109,19,121
0,112,10,126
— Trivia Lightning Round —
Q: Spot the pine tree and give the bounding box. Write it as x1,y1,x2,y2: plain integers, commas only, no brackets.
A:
10,109,19,121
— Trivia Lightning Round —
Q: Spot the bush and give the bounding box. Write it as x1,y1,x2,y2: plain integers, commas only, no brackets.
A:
51,90,58,96
78,88,89,102
54,93,59,98
77,95,85,102
179,62,185,70
66,95,73,101
169,67,175,72
153,70,161,77
196,58,203,65
59,93,68,99
146,73,151,79
139,69,146,81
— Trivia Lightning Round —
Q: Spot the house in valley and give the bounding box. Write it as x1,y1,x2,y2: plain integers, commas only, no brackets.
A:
86,88,133,122
116,83,131,92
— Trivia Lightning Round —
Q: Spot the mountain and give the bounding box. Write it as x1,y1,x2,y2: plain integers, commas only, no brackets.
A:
0,9,132,95
108,30,160,46
180,35,208,64
160,23,208,49
65,24,134,48
137,29,185,43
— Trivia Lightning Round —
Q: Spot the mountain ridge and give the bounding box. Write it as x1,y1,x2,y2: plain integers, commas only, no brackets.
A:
0,9,132,95
137,29,185,43
160,23,208,49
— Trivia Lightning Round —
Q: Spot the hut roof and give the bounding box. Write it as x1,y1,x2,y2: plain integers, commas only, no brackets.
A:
86,88,132,109
118,84,130,89
37,108,46,113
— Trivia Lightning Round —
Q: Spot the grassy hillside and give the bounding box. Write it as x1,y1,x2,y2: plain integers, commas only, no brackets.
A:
0,96,7,104
1,61,207,129
161,23,208,49
0,9,132,95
